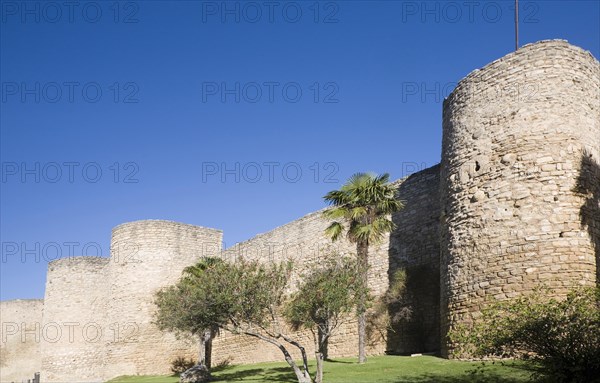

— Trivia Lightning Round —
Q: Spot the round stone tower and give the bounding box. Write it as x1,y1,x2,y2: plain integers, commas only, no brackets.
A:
104,220,223,378
440,40,600,356
41,256,110,382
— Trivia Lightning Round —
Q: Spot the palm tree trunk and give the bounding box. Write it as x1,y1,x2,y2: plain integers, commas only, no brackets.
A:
358,313,366,363
357,240,369,364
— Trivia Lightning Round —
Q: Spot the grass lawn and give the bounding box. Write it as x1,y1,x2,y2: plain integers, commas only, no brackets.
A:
107,355,535,382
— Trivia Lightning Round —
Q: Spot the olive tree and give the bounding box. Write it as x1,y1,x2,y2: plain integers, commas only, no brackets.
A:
284,254,366,383
154,258,313,383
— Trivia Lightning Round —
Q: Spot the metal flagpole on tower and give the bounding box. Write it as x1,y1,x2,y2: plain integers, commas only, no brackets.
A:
515,0,519,50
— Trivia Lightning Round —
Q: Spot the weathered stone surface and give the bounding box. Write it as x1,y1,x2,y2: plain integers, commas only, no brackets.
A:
1,39,598,382
0,300,43,383
387,166,441,354
212,208,391,364
104,221,223,380
39,220,221,383
440,40,600,357
41,256,110,382
212,165,442,363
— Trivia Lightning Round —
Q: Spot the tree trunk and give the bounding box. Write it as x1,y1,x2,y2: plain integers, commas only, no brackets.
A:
315,352,324,383
278,343,312,383
358,313,367,363
198,329,213,368
317,326,329,360
294,368,313,383
198,333,205,366
204,331,213,369
278,343,311,383
281,333,312,382
242,330,312,383
357,240,369,364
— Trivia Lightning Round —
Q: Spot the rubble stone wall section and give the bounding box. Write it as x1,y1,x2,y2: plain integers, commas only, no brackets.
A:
41,257,110,382
104,220,223,379
0,300,43,382
440,40,600,356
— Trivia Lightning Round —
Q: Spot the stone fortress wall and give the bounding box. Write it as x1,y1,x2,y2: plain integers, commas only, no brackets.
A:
211,164,444,364
387,165,441,354
0,40,598,382
41,257,110,382
213,209,391,365
439,40,600,356
1,221,223,383
104,221,223,378
0,300,43,381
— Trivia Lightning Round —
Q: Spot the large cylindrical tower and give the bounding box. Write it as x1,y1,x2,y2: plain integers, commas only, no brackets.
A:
440,40,600,356
41,257,110,382
104,220,222,378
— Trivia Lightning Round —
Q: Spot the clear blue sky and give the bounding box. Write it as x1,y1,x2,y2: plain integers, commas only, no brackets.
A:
1,0,599,300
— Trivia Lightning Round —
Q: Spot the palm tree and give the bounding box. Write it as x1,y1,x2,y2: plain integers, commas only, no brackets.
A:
323,173,404,363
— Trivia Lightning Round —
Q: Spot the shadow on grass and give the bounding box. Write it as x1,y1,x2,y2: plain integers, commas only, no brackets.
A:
209,359,539,383
389,373,525,383
390,362,541,383
323,359,353,364
212,367,296,382
210,363,235,373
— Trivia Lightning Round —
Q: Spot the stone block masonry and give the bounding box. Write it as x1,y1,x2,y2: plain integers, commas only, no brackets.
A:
210,165,441,365
440,40,600,356
387,165,441,355
213,208,391,365
41,257,110,382
0,40,598,381
0,300,43,382
104,221,223,379
1,221,223,383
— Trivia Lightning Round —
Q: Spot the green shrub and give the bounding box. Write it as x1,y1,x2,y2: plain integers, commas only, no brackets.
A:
170,356,196,374
451,286,600,383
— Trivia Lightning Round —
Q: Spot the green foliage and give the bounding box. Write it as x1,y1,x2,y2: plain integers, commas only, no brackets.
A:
323,172,404,363
323,172,404,244
284,254,366,345
381,269,412,324
154,257,292,337
170,356,196,374
451,286,600,383
155,258,315,383
368,269,412,340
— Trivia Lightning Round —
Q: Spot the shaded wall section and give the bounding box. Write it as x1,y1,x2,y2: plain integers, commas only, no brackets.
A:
213,166,442,363
387,165,441,355
575,153,600,283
